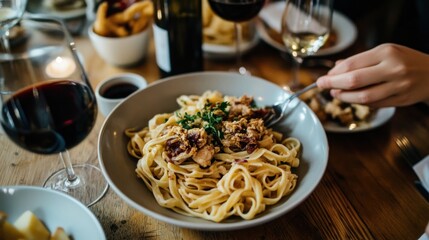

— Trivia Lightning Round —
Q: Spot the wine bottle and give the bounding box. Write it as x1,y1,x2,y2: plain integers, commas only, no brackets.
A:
153,0,204,78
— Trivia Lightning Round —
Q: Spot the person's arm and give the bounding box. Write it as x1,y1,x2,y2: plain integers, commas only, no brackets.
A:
316,43,429,108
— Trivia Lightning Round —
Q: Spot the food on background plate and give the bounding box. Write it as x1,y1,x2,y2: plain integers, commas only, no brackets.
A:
0,211,71,240
202,0,254,45
300,88,373,127
125,91,301,222
93,0,153,37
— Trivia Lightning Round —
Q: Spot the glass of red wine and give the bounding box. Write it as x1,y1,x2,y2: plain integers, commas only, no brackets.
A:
208,0,265,75
0,17,108,206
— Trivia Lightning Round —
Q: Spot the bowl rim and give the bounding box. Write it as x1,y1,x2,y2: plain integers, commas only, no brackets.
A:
98,71,329,230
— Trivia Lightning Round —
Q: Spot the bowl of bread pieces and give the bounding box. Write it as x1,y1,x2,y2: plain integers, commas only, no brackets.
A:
88,0,153,66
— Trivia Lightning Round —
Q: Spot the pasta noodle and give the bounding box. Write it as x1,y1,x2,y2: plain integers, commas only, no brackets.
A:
126,91,301,222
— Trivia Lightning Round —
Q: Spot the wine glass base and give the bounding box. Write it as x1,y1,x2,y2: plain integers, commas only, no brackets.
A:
43,163,109,207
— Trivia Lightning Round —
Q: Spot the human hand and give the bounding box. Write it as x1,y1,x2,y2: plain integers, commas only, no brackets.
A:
316,43,429,108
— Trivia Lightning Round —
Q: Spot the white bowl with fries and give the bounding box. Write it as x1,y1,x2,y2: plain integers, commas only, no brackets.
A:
98,71,329,231
88,1,153,66
88,25,150,66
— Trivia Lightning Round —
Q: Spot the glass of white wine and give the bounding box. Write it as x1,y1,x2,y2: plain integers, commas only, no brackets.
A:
0,0,27,51
281,0,333,90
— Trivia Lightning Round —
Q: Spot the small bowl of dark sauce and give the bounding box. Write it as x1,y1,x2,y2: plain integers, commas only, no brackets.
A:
95,73,147,117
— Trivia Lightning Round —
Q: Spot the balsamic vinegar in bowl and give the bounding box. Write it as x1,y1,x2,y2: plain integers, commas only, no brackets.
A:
101,83,139,99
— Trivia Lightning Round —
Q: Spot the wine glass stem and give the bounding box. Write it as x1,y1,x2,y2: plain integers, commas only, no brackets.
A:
234,22,245,74
1,34,10,53
291,56,303,89
59,150,78,184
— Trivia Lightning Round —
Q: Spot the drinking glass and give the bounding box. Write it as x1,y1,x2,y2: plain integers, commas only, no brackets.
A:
0,17,108,206
281,0,333,90
208,0,265,75
0,0,27,51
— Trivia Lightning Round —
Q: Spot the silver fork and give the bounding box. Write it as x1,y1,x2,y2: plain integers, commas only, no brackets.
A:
395,136,429,201
265,82,317,127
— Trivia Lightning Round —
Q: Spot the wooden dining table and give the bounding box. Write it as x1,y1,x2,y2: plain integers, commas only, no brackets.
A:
1,15,429,239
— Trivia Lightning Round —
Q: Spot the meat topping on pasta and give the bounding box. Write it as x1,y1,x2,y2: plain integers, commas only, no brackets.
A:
164,94,274,166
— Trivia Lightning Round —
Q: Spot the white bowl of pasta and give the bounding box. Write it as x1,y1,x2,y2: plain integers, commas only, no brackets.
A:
98,71,329,231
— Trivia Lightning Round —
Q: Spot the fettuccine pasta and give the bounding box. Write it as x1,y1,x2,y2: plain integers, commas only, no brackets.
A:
126,91,300,222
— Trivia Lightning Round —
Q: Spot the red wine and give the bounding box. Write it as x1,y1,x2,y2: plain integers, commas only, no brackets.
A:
1,80,97,154
102,83,138,99
208,0,265,22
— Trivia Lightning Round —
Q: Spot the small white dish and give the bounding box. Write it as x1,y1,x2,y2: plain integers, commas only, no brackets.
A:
0,185,106,239
323,107,396,133
257,1,357,56
203,32,259,59
95,73,148,117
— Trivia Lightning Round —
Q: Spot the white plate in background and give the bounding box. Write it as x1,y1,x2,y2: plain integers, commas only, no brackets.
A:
203,32,260,59
257,1,358,56
323,107,396,133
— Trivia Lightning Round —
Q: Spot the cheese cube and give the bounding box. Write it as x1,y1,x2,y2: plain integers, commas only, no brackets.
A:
13,211,50,240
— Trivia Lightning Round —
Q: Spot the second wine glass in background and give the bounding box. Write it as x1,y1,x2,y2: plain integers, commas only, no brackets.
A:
281,0,333,90
0,0,27,51
207,0,265,75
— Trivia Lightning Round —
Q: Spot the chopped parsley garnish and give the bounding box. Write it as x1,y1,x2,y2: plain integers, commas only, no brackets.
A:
176,101,230,144
176,112,198,129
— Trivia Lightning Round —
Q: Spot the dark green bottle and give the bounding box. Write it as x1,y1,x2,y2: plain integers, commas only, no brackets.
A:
153,0,204,78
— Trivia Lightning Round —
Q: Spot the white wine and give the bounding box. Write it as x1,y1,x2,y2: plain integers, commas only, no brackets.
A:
153,0,203,78
282,31,329,57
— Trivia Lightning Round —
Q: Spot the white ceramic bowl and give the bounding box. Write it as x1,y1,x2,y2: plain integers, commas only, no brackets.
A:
98,71,329,231
88,23,150,66
0,185,106,239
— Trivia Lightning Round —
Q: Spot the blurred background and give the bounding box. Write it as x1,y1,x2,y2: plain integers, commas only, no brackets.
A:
26,0,429,54
333,0,429,53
